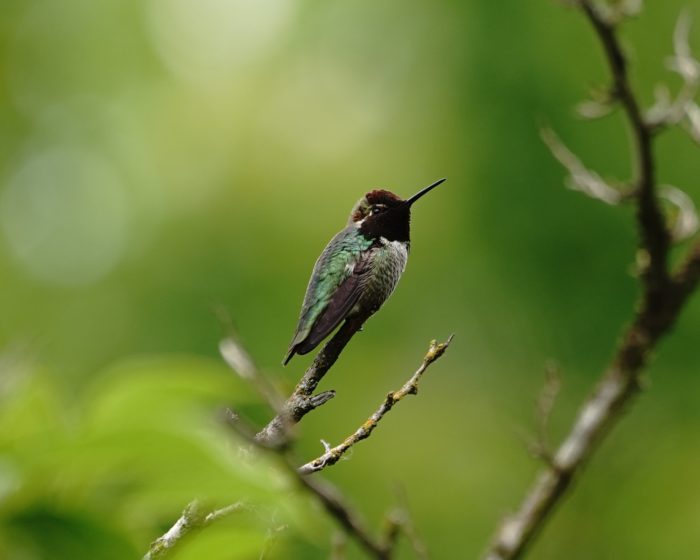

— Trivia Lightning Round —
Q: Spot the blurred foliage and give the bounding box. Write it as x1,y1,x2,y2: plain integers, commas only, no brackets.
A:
0,355,325,558
1,0,700,558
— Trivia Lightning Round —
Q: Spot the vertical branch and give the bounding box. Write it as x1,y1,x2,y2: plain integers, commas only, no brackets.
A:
256,317,364,445
483,2,700,558
580,0,671,293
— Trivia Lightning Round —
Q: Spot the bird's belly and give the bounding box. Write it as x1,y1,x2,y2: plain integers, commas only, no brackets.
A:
355,240,408,315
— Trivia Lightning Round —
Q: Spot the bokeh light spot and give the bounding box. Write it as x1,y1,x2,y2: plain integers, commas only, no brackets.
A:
147,0,295,89
1,147,129,286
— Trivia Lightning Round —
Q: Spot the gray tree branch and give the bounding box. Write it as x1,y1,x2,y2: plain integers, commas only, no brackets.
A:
483,2,700,558
244,335,452,559
298,336,453,475
144,501,245,560
146,330,451,560
255,316,365,446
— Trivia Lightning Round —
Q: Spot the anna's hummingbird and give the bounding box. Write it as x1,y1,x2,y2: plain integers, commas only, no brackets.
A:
283,178,445,365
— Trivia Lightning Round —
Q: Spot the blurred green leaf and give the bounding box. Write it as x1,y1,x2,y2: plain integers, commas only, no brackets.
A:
0,357,322,559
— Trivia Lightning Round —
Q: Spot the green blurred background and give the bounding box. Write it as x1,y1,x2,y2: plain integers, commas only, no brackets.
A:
2,0,700,558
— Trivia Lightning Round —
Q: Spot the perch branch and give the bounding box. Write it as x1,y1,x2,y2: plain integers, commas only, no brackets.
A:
222,330,451,559
484,2,700,558
268,336,452,556
298,336,454,475
156,303,452,559
256,316,365,446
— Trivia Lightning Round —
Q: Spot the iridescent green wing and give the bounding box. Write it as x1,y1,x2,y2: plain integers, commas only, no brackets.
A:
285,227,373,360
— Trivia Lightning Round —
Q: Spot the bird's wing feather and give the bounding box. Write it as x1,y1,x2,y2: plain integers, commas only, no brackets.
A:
295,254,373,353
286,227,374,358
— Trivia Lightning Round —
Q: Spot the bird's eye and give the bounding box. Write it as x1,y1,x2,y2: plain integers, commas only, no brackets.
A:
370,205,384,215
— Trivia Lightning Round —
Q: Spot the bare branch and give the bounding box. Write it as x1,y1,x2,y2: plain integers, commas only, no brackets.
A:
575,98,614,120
256,317,365,446
589,0,644,25
211,328,386,557
144,500,245,560
483,3,700,558
163,298,452,559
286,337,451,556
259,524,289,560
648,12,700,132
581,0,672,292
540,126,627,204
380,509,403,556
484,252,700,560
528,362,562,463
398,515,431,560
298,336,454,475
220,337,286,416
216,310,302,446
216,324,450,558
660,185,700,242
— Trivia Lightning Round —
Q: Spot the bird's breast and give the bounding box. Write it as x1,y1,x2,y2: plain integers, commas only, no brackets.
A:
356,239,409,314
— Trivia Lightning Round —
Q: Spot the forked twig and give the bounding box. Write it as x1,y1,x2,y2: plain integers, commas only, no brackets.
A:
298,336,454,475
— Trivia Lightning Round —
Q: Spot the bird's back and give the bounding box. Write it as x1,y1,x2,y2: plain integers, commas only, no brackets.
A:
284,227,373,363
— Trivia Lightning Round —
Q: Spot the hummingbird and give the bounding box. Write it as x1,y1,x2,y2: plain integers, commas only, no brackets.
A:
283,178,445,365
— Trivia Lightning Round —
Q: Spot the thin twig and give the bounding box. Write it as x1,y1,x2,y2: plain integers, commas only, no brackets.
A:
483,2,700,558
144,500,245,560
540,127,627,205
386,484,431,560
259,524,288,560
660,185,700,242
298,336,454,475
220,337,286,416
527,362,562,464
380,509,403,556
647,12,700,132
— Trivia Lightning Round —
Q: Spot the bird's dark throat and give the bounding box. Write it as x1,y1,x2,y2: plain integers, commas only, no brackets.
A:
359,205,411,242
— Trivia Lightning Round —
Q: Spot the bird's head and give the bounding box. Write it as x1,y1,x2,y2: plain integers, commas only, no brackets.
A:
348,179,445,242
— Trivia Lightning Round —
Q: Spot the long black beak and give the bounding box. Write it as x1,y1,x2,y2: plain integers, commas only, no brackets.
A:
404,178,446,207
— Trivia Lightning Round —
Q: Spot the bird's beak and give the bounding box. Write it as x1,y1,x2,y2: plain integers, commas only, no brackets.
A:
404,178,446,207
